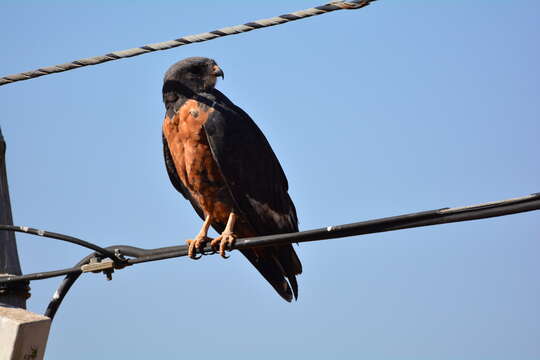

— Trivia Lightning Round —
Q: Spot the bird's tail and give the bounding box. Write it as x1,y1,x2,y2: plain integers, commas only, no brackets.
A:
241,244,302,302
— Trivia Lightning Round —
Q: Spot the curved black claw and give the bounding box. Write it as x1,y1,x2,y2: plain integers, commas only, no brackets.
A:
220,240,234,259
209,242,230,258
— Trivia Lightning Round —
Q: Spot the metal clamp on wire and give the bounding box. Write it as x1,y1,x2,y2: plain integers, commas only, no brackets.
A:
329,0,374,10
81,249,130,281
0,277,31,299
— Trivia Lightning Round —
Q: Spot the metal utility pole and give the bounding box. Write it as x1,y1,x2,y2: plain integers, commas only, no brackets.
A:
0,127,25,308
0,127,50,360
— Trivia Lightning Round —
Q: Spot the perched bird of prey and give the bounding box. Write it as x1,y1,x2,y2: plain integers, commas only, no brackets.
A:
161,57,302,301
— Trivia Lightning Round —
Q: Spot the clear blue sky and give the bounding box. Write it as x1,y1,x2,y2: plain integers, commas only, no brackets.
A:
1,1,539,359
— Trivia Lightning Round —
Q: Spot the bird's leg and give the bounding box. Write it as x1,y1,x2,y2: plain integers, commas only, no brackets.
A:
186,214,212,259
210,212,237,259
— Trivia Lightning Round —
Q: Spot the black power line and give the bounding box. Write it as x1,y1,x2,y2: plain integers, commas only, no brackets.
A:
0,192,538,319
0,225,125,263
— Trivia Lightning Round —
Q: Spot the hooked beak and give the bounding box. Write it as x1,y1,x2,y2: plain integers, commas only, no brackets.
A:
212,65,224,79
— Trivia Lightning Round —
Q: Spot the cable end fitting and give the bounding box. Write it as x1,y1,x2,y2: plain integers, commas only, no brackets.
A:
81,254,131,281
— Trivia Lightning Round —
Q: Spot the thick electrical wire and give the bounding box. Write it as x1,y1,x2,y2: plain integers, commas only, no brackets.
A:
0,192,538,319
0,225,125,263
1,192,538,285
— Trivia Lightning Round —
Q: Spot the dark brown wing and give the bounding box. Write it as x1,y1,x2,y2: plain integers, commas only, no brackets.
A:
203,89,302,301
203,90,298,234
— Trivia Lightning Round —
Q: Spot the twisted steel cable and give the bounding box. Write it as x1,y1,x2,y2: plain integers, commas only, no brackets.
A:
0,0,376,87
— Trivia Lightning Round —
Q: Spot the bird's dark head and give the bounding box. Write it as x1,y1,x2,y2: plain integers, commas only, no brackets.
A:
163,57,224,94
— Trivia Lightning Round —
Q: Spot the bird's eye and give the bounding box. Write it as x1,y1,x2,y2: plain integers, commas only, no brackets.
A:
191,66,203,75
